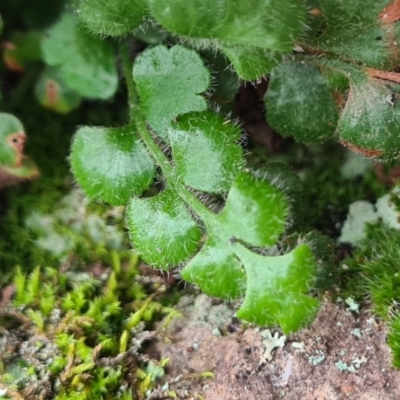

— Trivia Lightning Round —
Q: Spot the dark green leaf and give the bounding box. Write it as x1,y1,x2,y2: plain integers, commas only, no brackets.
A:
338,71,400,158
70,126,155,205
169,111,244,193
149,0,306,51
133,44,210,140
126,190,201,268
265,62,339,143
78,0,148,37
219,43,280,81
200,50,239,102
41,13,118,99
235,243,319,333
311,0,395,68
133,21,168,45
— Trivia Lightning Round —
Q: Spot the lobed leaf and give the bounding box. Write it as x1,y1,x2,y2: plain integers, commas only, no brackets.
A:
149,0,306,51
133,45,210,140
234,243,319,333
169,111,244,193
126,190,202,268
265,61,339,143
78,0,148,37
70,126,155,205
182,171,289,298
41,13,118,99
310,0,397,69
181,238,246,299
219,172,289,247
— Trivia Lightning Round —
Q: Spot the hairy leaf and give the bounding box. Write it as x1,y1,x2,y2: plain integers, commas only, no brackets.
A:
169,112,244,193
181,238,246,299
234,243,319,333
181,171,289,298
219,43,280,81
265,62,339,143
133,45,210,140
311,0,396,68
71,126,155,205
338,71,400,158
219,172,289,247
149,0,306,51
41,13,118,99
78,0,148,37
126,190,201,268
200,50,239,102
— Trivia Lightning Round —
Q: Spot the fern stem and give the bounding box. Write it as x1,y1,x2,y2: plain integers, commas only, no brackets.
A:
119,42,214,223
119,42,173,176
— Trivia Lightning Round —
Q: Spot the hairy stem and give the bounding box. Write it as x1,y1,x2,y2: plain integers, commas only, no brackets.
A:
120,42,173,176
119,42,214,222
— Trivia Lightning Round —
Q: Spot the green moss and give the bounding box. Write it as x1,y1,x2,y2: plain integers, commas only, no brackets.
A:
341,224,400,366
3,253,179,399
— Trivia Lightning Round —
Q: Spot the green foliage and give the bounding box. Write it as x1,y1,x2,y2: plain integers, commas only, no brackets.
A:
78,0,148,37
8,255,176,398
8,0,400,338
266,62,339,143
133,45,210,140
126,190,201,268
169,112,244,193
71,125,155,205
41,13,118,99
342,224,400,367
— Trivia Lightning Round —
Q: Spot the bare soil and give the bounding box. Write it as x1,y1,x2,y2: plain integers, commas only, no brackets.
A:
148,294,400,400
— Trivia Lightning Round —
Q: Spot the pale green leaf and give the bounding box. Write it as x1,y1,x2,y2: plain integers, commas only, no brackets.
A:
35,67,82,114
219,172,289,247
169,111,244,193
41,13,118,99
133,44,210,140
181,238,245,299
0,113,25,167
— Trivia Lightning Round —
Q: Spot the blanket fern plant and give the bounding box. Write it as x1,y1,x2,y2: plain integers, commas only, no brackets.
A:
2,0,400,333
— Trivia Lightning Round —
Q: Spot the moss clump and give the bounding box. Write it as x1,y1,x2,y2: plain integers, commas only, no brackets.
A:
1,254,180,399
342,224,400,366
